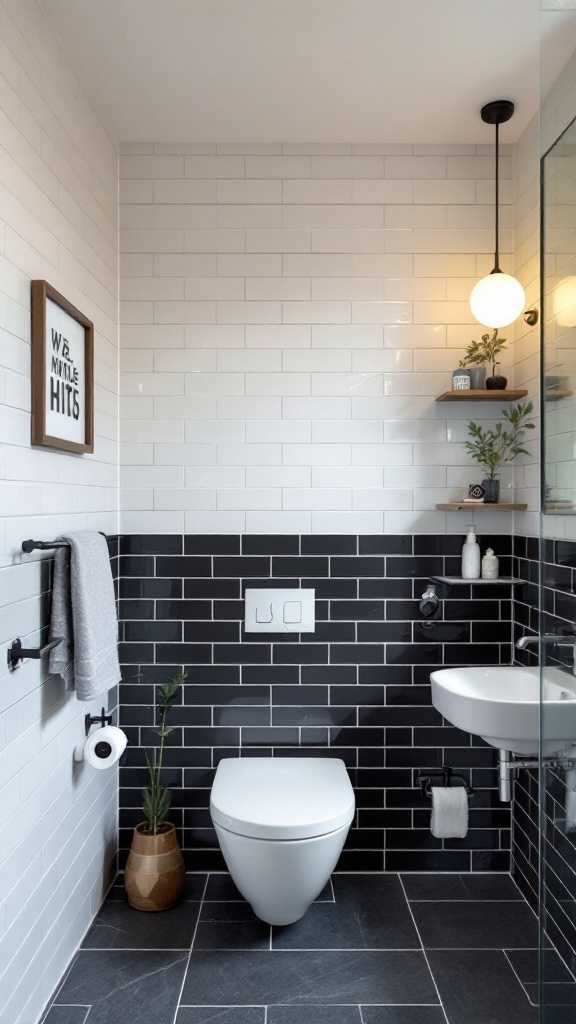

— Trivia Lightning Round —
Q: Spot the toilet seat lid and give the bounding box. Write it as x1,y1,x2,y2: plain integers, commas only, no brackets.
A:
210,757,355,840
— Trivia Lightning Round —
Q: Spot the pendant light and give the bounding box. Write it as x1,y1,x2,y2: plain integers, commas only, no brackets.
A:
469,100,526,329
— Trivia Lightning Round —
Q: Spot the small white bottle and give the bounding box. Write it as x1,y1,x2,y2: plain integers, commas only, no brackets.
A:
481,547,499,580
462,524,481,579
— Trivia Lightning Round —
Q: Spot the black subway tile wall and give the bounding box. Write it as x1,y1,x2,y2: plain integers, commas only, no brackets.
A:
512,535,576,976
118,533,514,872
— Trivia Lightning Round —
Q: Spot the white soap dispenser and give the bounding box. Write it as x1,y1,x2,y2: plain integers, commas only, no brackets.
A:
481,547,499,580
462,524,481,579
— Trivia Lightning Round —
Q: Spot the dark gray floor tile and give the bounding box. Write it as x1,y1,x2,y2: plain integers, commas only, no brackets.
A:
427,950,538,1024
401,873,521,901
177,1010,265,1024
314,879,334,902
525,983,576,1005
204,874,332,903
108,874,207,902
82,898,200,949
194,902,270,950
42,1009,90,1024
182,950,437,1005
268,1007,361,1024
56,950,188,1024
361,1010,446,1024
205,874,247,902
194,920,268,951
272,876,419,950
506,948,575,984
199,903,266,922
412,899,538,948
532,1006,576,1024
184,874,209,900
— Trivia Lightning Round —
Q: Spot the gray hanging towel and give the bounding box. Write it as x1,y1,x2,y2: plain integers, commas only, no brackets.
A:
48,531,121,701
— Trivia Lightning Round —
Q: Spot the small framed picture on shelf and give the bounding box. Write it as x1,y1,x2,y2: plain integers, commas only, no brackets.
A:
31,280,94,454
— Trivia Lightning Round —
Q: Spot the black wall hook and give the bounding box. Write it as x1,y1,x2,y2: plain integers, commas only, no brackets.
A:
85,708,113,736
418,764,474,800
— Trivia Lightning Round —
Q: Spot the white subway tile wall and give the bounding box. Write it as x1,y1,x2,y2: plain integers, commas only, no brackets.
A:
0,3,118,1022
119,143,518,534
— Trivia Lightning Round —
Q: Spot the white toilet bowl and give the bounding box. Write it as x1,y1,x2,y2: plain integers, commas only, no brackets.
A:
210,757,355,926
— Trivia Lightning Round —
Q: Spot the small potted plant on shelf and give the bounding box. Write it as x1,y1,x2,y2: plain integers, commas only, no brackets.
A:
464,401,535,503
124,670,186,911
459,329,508,389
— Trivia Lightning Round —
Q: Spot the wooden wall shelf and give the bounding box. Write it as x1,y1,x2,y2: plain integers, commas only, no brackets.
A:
436,502,528,511
545,390,573,401
435,390,528,402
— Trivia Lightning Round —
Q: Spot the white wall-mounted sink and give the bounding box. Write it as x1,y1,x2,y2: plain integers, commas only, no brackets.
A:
431,665,576,756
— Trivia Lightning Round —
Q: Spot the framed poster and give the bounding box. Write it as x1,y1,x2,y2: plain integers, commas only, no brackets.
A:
31,280,94,454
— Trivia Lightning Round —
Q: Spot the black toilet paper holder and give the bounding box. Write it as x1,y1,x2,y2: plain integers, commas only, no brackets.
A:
418,765,474,800
85,707,113,736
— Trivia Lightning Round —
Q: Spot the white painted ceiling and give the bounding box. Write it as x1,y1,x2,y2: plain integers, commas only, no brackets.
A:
40,0,576,143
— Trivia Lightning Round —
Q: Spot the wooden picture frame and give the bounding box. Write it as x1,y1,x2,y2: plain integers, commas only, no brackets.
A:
31,280,94,454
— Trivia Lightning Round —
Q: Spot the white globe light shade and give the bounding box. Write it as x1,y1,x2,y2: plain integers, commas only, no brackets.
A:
470,272,526,329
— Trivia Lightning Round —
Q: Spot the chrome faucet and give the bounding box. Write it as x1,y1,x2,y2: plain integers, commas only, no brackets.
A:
512,630,573,647
516,632,576,676
516,633,576,649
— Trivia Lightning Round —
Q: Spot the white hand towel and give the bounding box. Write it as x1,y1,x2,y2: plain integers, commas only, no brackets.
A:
48,531,121,701
430,786,469,839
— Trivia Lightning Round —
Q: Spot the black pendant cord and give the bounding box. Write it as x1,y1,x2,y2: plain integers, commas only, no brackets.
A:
492,120,500,273
480,100,513,276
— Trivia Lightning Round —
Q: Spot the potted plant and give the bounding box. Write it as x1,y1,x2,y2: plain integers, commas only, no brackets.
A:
459,329,508,389
464,401,535,503
124,670,186,911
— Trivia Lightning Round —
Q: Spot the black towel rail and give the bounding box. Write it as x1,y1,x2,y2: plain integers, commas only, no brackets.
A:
8,636,63,671
22,532,107,552
22,539,69,552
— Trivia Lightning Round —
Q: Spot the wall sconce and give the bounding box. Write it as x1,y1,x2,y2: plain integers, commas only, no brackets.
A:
470,100,526,329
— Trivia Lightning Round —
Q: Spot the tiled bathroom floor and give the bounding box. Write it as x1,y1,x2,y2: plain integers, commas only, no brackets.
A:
42,873,574,1024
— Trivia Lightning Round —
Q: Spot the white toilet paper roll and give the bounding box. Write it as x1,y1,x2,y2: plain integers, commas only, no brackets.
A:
430,785,468,839
84,725,127,770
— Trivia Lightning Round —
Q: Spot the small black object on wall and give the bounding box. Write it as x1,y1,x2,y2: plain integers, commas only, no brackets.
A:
418,764,474,799
7,636,62,671
85,707,113,736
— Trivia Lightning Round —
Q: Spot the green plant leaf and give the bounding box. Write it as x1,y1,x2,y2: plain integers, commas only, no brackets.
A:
141,669,187,831
465,401,535,480
459,329,507,368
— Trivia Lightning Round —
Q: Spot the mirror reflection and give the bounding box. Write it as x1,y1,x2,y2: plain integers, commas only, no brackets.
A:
542,116,576,513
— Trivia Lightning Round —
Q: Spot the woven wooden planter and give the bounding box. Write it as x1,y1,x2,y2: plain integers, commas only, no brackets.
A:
124,821,185,911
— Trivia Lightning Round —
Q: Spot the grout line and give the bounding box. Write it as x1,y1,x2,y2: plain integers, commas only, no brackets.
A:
171,871,209,1024
543,927,576,987
80,947,190,952
398,875,449,1024
503,950,535,1008
39,949,81,1022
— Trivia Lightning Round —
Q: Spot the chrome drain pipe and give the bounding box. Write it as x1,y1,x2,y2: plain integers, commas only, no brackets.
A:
499,749,512,802
498,749,576,801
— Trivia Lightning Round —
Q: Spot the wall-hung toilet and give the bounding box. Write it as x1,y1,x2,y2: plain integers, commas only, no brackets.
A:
210,757,355,926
